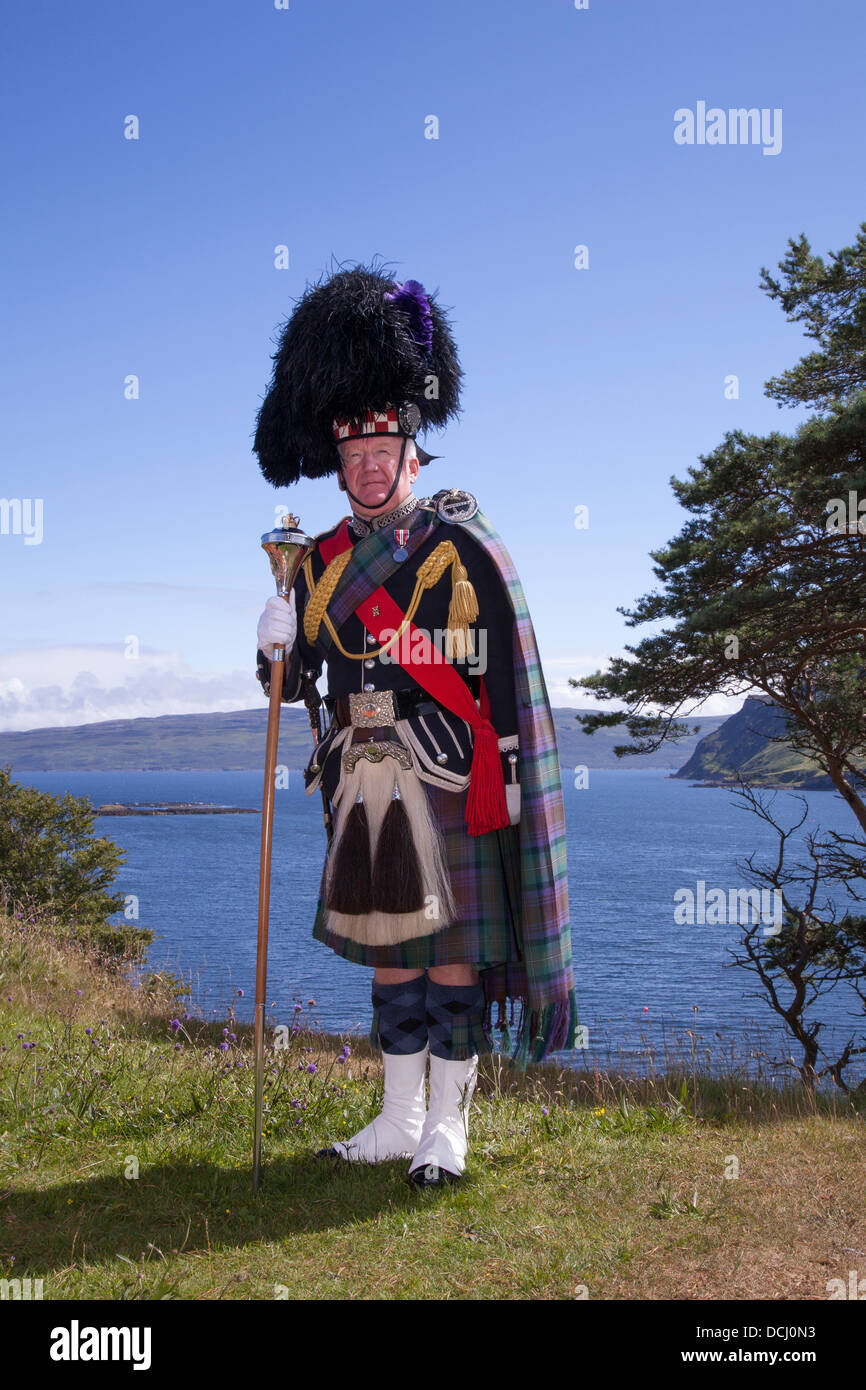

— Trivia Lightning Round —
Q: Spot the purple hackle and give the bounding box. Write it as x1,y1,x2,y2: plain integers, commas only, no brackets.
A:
385,278,434,354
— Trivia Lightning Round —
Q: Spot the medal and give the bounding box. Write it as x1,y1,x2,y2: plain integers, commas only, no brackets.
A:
393,528,409,562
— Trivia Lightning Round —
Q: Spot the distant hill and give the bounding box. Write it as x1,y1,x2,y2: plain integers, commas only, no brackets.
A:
674,695,857,789
0,706,726,773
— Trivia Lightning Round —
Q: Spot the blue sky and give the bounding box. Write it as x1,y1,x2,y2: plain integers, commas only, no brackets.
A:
2,0,864,730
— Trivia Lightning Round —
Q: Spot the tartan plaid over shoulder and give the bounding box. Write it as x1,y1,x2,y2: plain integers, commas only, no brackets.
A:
459,509,578,1068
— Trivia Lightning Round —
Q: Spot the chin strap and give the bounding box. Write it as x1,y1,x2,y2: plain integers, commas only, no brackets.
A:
339,434,409,510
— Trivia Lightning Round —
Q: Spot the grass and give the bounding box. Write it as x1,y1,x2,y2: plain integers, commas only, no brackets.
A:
2,908,865,1301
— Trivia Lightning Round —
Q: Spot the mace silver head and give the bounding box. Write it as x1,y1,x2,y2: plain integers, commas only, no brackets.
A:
261,512,316,596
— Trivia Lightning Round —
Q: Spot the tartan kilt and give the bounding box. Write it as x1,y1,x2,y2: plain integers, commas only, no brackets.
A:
311,779,523,1058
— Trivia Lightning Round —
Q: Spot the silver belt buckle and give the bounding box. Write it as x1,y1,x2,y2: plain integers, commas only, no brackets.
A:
348,689,396,729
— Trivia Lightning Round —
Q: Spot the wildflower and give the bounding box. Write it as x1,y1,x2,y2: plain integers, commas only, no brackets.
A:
76,989,82,996
229,1033,236,1042
290,1099,301,1109
174,1042,182,1051
336,1056,346,1065
294,1004,303,1012
170,1019,181,1032
306,1063,317,1075
308,999,316,1006
541,1107,549,1117
219,1042,229,1052
85,1027,92,1036
222,1027,229,1037
237,989,244,997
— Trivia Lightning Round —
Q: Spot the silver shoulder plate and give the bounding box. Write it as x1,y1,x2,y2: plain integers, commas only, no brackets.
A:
434,488,479,523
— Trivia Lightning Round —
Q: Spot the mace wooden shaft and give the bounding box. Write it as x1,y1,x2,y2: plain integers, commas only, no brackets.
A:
253,646,285,1191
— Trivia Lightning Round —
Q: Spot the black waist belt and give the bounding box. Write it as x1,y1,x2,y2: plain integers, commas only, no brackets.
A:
328,689,444,727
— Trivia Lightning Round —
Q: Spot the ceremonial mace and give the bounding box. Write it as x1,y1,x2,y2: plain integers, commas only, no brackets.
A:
253,512,315,1192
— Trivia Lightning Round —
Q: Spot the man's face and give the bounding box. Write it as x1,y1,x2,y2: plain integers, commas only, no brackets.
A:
337,435,418,514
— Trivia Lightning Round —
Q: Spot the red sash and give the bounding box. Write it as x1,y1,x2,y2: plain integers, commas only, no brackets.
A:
319,520,509,835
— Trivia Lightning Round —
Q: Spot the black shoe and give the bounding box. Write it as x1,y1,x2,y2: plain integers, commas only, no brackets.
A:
408,1162,460,1189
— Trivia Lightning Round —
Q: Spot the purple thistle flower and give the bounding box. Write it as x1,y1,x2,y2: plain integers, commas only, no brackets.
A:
169,1019,181,1032
222,1027,229,1037
541,1107,549,1117
237,988,244,997
84,1028,92,1036
229,1033,236,1042
306,1063,317,1075
294,1004,302,1012
219,1041,229,1052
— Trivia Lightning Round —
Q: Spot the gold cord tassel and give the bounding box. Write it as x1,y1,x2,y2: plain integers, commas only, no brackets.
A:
445,558,478,660
303,539,481,662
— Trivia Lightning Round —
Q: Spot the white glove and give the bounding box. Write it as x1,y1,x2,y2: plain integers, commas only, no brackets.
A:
257,591,297,659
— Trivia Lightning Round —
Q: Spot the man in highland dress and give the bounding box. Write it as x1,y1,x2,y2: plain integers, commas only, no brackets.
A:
253,264,577,1188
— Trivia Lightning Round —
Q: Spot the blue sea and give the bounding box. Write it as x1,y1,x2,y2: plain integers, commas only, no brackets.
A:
22,768,866,1087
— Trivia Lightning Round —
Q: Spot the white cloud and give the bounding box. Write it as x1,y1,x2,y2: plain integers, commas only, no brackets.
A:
0,645,260,731
540,652,749,716
0,641,750,733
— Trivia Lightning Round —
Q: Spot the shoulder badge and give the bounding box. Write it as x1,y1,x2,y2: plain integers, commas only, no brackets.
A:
433,488,479,524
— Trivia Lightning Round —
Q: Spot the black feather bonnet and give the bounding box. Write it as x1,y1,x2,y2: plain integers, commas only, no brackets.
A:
252,262,463,487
